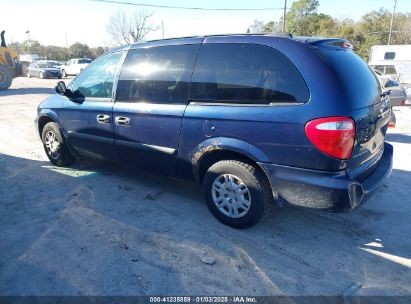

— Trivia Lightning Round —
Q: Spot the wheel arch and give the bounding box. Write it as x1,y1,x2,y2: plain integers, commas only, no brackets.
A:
37,115,56,138
191,138,273,195
37,110,64,138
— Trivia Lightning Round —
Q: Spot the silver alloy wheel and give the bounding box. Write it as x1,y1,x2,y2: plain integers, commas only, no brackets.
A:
211,174,251,218
44,130,61,160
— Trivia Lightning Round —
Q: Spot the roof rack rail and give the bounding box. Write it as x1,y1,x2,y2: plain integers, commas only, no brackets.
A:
203,32,292,38
144,32,293,43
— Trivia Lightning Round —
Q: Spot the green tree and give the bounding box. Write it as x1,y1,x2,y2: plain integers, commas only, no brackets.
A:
20,40,43,54
69,42,92,58
285,0,330,35
246,4,411,62
353,9,411,61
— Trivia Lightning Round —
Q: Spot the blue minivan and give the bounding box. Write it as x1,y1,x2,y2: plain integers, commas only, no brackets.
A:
35,34,393,228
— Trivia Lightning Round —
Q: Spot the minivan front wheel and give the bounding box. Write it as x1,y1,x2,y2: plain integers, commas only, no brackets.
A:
203,160,271,228
41,122,74,166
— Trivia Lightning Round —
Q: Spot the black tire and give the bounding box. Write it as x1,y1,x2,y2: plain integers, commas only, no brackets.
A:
203,160,272,228
0,65,12,91
62,70,67,78
41,122,75,166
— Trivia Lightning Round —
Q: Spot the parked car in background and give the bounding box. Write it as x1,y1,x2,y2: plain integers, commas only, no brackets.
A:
27,61,62,79
35,34,393,228
60,58,91,77
379,76,407,107
44,60,63,69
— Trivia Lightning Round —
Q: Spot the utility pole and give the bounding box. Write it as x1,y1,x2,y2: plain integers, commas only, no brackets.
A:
65,33,69,61
25,30,30,54
282,0,287,32
161,20,165,38
388,0,397,45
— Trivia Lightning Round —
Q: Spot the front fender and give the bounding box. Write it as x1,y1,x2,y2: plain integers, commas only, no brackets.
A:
36,110,62,135
36,94,66,136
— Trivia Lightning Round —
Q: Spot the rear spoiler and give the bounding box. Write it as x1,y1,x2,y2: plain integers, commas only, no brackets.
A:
295,37,353,50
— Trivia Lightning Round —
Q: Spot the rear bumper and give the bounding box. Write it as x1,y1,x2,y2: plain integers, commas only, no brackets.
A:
258,142,393,211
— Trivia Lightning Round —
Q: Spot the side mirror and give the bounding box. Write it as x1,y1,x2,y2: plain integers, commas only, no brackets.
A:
55,81,67,95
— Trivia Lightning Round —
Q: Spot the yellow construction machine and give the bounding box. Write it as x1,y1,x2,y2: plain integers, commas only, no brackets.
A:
0,30,22,90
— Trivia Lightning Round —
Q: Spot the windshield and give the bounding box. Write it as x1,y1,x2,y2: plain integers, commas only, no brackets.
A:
79,59,92,64
38,63,56,68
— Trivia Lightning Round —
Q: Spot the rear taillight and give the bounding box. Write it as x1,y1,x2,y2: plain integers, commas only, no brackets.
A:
401,100,406,106
305,117,355,159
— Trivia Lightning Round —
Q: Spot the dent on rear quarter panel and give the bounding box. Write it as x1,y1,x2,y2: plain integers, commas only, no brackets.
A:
191,139,223,165
190,137,271,166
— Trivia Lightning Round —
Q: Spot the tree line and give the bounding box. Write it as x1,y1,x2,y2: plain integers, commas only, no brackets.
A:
7,1,410,63
8,40,109,62
247,0,411,61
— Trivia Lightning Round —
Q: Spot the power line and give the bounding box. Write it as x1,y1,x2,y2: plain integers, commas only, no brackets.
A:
90,0,283,11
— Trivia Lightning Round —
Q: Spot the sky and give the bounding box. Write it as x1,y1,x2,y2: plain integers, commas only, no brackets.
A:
1,0,411,48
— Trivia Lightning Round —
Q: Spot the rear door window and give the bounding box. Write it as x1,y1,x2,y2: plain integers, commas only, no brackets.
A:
317,48,382,109
116,44,200,104
189,43,309,104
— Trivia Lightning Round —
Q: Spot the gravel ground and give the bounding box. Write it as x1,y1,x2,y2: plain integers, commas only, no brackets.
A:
0,77,410,296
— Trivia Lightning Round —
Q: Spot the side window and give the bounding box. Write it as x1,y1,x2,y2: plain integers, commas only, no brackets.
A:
116,44,200,104
189,43,309,104
70,52,122,99
384,52,395,60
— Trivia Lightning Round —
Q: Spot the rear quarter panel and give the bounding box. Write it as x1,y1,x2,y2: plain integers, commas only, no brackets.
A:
178,36,351,180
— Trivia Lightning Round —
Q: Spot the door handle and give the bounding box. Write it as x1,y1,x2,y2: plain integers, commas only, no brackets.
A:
115,116,131,126
96,114,111,124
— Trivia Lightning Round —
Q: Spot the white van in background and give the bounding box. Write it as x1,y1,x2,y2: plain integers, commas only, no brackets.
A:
369,45,411,85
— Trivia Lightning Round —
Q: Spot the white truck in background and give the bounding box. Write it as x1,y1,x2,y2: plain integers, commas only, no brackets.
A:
60,58,91,77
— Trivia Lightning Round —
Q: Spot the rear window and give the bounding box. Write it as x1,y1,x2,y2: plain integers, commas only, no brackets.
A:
79,59,91,64
189,43,309,104
317,49,382,109
384,52,396,60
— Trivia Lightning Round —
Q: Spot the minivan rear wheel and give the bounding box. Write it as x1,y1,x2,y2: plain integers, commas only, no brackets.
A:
41,122,75,166
203,160,271,228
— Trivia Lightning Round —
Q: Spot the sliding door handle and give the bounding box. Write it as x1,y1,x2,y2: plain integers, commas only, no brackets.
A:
96,114,111,124
115,116,131,126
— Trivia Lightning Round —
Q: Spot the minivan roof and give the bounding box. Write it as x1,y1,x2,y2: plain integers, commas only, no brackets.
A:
109,33,351,53
144,32,293,43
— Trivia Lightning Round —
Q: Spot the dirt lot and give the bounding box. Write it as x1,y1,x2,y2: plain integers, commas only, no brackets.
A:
0,77,410,296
